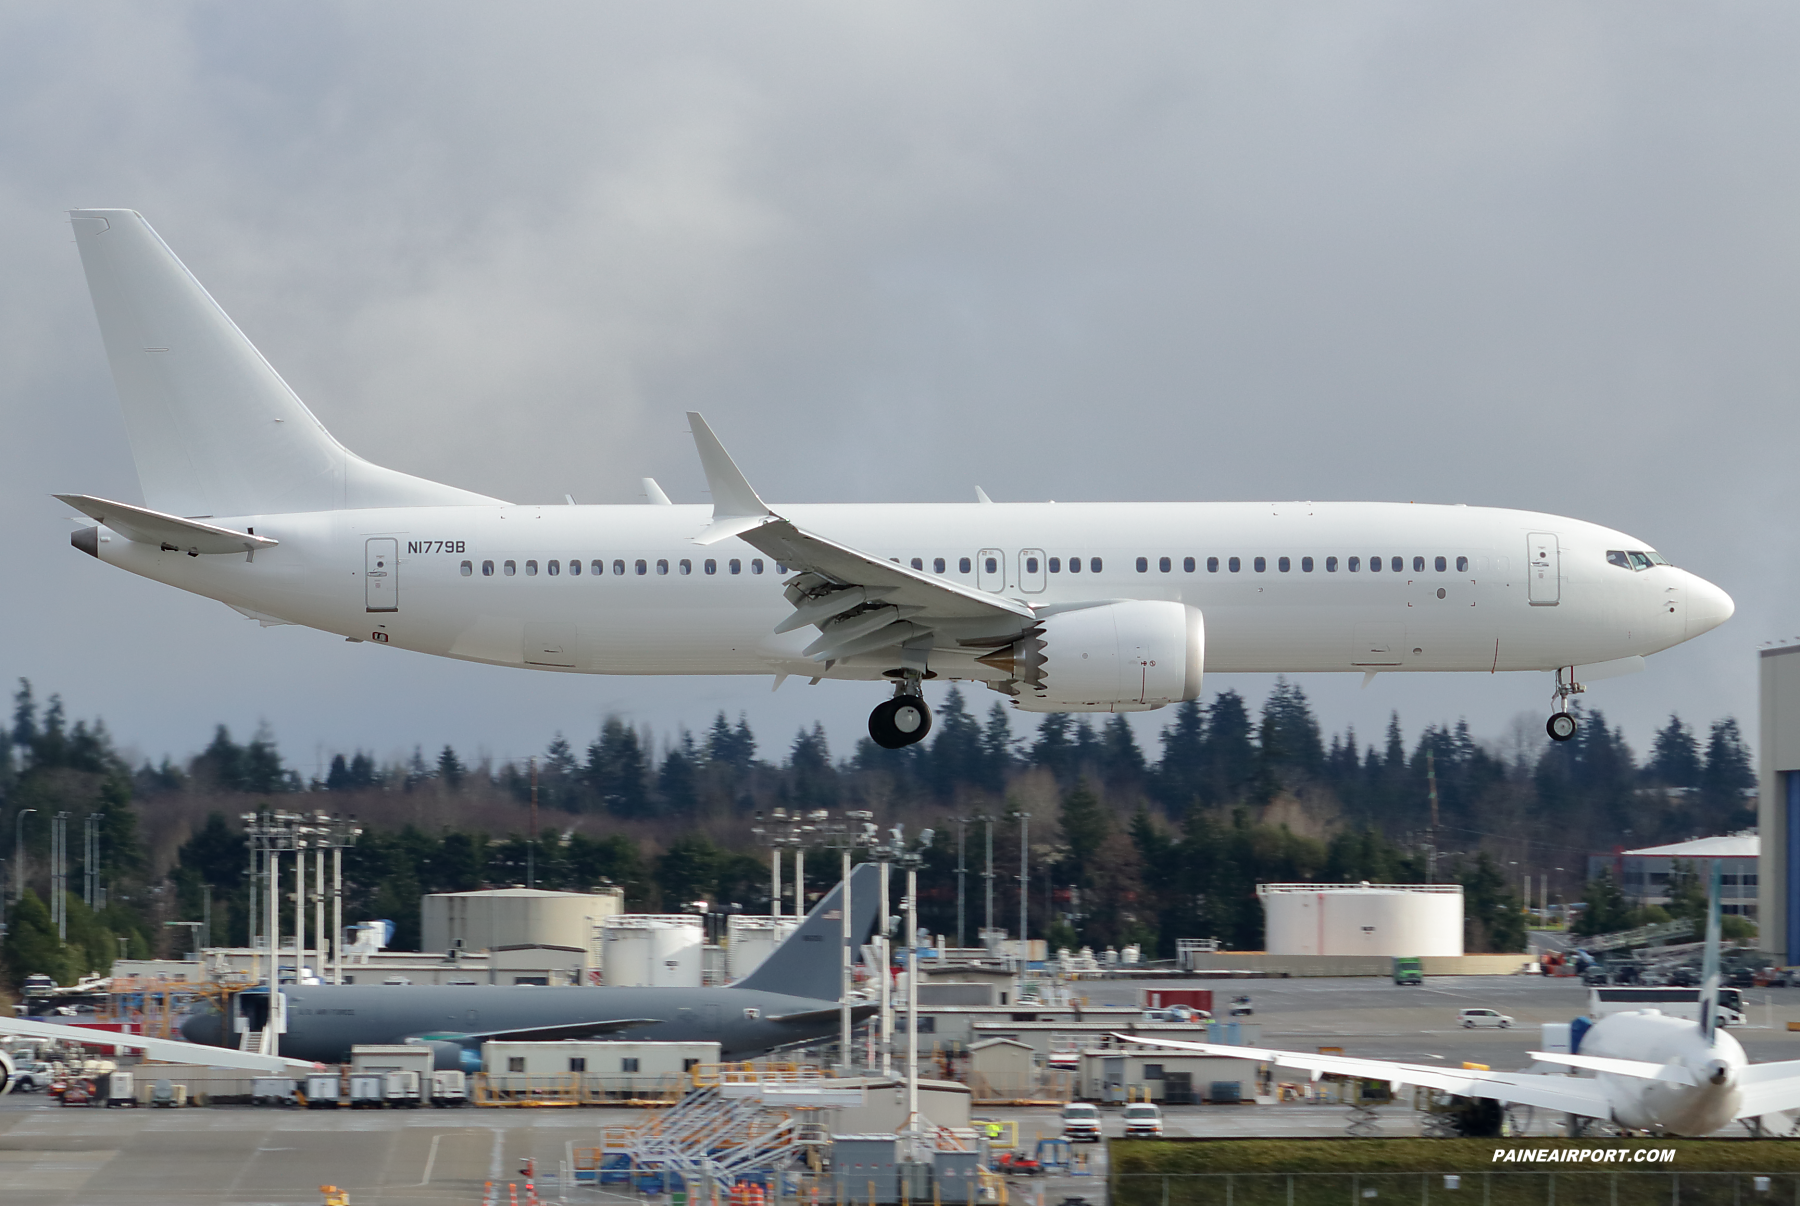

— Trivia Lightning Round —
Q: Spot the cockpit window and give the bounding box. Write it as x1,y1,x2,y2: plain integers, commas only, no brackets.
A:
1609,549,1672,571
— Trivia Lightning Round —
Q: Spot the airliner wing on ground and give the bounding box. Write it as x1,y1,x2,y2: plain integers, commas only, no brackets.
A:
0,1014,312,1089
57,209,1735,750
1127,869,1800,1136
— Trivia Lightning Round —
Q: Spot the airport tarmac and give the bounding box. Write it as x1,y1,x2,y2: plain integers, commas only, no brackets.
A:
2,975,1795,1204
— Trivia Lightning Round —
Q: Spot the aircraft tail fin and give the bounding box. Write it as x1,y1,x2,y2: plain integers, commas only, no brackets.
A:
1700,861,1724,1044
67,210,501,518
734,861,882,1001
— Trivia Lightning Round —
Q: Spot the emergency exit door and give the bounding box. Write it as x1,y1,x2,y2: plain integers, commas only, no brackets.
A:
366,538,398,612
1527,533,1559,606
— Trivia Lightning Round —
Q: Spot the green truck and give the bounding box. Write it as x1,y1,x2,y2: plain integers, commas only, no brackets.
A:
1392,956,1423,986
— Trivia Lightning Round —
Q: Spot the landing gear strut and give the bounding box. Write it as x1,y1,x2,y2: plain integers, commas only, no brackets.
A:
1546,667,1582,742
869,677,932,750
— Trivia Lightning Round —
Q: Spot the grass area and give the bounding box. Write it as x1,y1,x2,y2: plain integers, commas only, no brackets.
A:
1107,1139,1800,1205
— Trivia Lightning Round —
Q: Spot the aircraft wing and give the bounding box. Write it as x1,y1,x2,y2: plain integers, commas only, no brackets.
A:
0,1015,311,1075
54,494,278,556
1118,1035,1616,1120
1731,1060,1800,1120
768,1004,880,1027
686,413,1035,663
441,1018,663,1044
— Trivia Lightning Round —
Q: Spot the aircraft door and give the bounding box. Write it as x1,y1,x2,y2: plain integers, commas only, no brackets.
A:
1527,533,1560,606
1018,549,1046,594
365,538,398,612
977,548,1005,592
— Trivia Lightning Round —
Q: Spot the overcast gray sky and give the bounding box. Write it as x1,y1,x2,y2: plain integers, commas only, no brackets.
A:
3,3,1793,778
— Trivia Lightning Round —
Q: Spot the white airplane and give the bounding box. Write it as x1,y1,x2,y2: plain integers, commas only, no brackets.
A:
0,1013,309,1093
1124,869,1800,1136
58,210,1733,749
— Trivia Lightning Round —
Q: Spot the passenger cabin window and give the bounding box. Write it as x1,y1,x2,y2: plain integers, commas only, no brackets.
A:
1184,557,1195,572
1159,556,1171,573
751,559,765,574
1326,557,1337,572
911,558,924,571
1136,557,1148,573
1302,556,1313,572
1253,556,1266,573
504,560,516,576
1456,556,1469,572
729,559,741,574
1049,557,1061,573
569,559,580,575
657,559,669,575
1026,556,1040,574
959,557,972,574
1391,556,1403,572
1413,556,1425,572
1278,556,1290,572
985,555,999,574
482,560,495,576
1089,558,1102,573
547,560,559,575
1228,557,1241,573
613,560,626,576
526,560,538,576
704,559,716,575
1069,557,1082,573
1435,556,1446,572
1348,557,1359,572
591,560,603,575
459,560,472,576
934,557,946,573
1369,556,1381,573
1207,557,1219,572
679,559,692,575
635,559,647,576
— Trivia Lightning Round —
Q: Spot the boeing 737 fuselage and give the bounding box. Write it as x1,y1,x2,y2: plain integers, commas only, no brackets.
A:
58,210,1734,746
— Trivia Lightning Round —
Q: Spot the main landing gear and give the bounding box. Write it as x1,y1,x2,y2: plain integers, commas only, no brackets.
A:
1546,666,1583,742
869,677,933,750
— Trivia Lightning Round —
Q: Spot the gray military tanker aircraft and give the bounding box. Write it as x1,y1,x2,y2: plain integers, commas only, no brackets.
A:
180,862,882,1070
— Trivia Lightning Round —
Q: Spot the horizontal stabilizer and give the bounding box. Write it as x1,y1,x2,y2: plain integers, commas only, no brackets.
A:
56,493,278,555
0,1015,309,1074
1526,1051,1697,1085
770,1003,880,1027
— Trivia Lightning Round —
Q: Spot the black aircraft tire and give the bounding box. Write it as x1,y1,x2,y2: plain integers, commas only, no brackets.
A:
869,697,933,749
1546,713,1577,742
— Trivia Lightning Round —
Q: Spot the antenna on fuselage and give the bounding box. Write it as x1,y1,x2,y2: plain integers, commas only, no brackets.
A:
1699,861,1723,1044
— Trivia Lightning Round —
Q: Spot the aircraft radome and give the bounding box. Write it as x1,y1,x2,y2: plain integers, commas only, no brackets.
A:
59,210,1733,747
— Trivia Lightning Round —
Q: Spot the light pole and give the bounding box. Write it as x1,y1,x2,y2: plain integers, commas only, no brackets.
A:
1013,809,1031,971
13,808,36,903
953,816,969,953
821,809,876,1072
895,827,935,1152
981,814,995,953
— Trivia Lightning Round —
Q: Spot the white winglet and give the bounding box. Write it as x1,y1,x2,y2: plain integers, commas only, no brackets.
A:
686,412,775,544
641,477,672,506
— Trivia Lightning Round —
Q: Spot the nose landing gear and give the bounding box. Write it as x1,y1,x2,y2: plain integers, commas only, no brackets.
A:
1546,667,1583,742
869,677,932,750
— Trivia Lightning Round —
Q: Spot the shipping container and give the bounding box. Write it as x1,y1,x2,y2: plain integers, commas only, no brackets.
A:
1140,989,1213,1012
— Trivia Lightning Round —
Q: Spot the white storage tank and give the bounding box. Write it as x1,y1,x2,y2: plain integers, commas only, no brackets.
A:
725,916,799,980
422,887,624,956
1257,883,1464,957
600,915,704,986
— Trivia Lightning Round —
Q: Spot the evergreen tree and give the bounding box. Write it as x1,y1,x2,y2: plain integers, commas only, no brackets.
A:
1459,853,1527,952
1701,718,1755,821
658,735,701,815
3,889,74,987
1648,715,1703,788
1203,691,1257,806
436,745,467,790
1030,714,1076,781
1058,778,1110,891
979,705,1014,794
1097,715,1146,788
1574,867,1633,936
1154,698,1207,814
924,689,983,798
587,718,652,818
787,724,836,808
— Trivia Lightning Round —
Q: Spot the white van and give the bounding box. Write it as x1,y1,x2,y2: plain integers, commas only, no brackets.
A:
1123,1102,1163,1138
1061,1101,1102,1142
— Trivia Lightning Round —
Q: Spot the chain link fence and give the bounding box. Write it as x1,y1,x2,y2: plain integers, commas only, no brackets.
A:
1111,1170,1800,1205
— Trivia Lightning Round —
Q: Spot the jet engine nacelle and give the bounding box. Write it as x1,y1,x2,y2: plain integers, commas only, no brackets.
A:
987,600,1203,712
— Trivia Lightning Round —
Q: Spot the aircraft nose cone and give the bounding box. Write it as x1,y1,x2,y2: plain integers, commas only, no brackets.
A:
180,1008,223,1047
1687,574,1735,638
